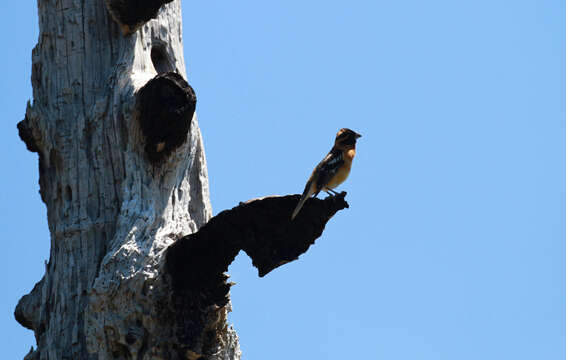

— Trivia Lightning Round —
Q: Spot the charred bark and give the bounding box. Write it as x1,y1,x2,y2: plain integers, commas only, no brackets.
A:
163,193,349,358
106,0,175,35
137,72,197,163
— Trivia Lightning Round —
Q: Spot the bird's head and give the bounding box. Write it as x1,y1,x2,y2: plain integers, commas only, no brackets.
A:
334,128,362,149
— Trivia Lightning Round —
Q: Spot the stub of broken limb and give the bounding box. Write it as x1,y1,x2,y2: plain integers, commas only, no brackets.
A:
162,192,348,357
165,192,349,302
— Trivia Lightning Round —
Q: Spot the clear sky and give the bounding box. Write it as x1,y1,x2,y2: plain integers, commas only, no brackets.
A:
2,1,565,359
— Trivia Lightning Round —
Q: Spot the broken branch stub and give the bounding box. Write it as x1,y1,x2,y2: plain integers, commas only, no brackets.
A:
17,120,40,153
137,72,196,163
162,193,348,356
165,192,349,298
105,0,174,35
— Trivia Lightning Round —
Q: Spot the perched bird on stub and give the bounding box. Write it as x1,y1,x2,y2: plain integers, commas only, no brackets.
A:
291,128,362,220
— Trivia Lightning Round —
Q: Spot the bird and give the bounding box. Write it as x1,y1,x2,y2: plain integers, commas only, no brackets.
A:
291,128,361,220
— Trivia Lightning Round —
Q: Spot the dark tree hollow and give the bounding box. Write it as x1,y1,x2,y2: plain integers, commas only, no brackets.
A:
137,72,196,163
105,0,174,35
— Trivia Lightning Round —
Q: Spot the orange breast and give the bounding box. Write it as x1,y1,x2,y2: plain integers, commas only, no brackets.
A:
325,149,355,190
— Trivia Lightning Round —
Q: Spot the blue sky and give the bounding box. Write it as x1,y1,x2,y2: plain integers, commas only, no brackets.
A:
2,1,565,359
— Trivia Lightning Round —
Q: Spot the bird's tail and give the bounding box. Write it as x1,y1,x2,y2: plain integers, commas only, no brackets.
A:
291,180,315,220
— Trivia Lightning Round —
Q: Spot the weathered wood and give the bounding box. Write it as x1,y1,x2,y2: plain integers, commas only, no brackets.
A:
15,0,240,358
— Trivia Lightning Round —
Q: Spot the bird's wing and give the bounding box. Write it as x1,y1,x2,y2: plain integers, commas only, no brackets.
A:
314,148,344,192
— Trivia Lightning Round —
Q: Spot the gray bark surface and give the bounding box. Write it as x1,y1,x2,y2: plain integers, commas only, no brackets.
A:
15,0,241,358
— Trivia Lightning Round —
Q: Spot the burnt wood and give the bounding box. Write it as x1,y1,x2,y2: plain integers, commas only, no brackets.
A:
137,72,196,163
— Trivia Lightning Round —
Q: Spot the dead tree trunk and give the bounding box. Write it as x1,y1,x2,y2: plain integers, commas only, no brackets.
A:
14,0,236,358
14,1,348,359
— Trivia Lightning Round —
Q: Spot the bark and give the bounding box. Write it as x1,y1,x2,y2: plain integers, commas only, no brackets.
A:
14,1,347,359
13,0,232,358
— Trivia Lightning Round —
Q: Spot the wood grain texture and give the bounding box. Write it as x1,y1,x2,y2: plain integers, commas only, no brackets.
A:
14,1,240,359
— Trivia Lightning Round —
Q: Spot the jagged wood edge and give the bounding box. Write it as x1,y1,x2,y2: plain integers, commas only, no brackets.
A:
165,192,349,305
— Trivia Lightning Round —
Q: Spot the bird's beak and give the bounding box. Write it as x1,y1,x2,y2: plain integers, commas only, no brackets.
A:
355,133,362,139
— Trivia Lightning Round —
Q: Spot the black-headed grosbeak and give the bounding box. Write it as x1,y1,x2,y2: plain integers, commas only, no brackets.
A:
291,128,362,219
